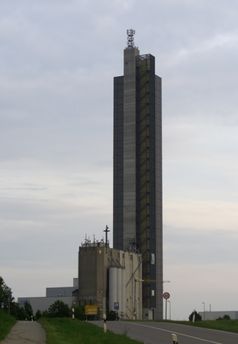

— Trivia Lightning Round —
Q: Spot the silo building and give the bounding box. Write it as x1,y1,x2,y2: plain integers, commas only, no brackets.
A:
113,30,163,320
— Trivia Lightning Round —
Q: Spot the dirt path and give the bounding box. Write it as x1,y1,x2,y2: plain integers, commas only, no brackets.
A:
0,321,46,344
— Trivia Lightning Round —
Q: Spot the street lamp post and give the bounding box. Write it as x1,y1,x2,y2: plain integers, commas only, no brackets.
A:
202,302,205,321
167,300,171,320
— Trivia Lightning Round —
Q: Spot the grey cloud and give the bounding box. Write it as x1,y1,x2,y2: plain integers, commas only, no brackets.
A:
164,225,238,265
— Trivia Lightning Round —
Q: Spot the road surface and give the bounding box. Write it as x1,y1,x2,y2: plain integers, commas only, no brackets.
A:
0,321,46,344
93,320,238,344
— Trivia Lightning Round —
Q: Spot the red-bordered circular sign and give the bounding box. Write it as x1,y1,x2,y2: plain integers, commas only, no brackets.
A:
163,292,170,300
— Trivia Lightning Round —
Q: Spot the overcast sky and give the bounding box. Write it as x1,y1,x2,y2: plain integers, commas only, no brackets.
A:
0,0,238,320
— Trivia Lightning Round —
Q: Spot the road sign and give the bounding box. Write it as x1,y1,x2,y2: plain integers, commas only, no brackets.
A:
85,304,98,315
163,292,170,300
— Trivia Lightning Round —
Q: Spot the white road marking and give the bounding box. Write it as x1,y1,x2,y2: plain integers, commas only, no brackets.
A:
130,323,223,344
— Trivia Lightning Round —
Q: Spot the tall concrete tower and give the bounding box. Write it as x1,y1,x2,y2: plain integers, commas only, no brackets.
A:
113,30,163,320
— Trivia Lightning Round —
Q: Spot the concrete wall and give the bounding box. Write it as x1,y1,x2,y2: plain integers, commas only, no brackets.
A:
109,250,142,320
78,245,142,320
78,243,108,317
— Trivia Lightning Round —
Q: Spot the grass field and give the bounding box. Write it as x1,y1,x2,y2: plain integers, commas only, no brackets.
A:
40,318,142,344
172,320,238,333
191,320,238,333
0,310,16,340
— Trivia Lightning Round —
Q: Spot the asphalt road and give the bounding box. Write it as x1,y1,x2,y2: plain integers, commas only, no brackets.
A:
93,320,238,344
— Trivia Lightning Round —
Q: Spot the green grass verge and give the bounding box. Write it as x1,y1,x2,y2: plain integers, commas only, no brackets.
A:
170,320,238,333
40,318,142,344
0,310,16,340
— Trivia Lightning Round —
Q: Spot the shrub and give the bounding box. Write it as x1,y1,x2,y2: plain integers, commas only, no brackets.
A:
48,300,70,317
107,310,119,321
10,302,26,320
24,301,33,320
74,305,86,320
189,310,202,322
35,310,42,320
0,276,13,311
217,314,231,320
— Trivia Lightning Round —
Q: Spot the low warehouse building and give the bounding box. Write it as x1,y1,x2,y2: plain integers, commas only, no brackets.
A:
18,278,78,314
199,311,238,320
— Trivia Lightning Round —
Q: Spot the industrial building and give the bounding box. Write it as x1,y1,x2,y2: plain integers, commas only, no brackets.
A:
78,240,142,320
199,311,238,321
18,278,78,314
113,30,163,319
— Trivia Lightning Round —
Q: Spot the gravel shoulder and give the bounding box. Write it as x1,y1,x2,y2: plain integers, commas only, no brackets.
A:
0,321,46,344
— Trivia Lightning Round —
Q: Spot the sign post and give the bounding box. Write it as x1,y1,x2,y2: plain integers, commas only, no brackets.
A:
72,307,75,320
103,313,107,333
163,292,170,320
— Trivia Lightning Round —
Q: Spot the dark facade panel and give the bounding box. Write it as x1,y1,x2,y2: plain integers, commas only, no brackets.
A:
155,75,163,319
136,54,158,310
113,76,124,250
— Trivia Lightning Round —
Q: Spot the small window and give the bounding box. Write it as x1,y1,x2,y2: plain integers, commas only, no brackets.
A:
151,253,155,264
151,289,155,297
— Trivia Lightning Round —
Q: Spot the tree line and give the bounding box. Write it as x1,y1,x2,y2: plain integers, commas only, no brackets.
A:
0,276,85,320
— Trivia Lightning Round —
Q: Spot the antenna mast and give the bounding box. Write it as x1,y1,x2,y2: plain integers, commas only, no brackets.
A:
103,225,110,248
127,29,135,47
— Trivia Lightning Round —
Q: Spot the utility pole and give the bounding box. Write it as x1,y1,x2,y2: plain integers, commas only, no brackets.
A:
202,302,206,321
104,225,110,250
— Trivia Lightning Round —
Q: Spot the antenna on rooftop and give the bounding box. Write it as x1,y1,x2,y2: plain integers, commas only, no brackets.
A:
127,29,135,47
103,225,110,249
